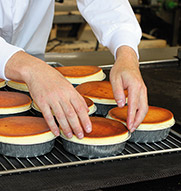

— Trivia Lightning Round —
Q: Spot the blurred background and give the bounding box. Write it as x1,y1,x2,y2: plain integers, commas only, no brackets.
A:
46,0,181,54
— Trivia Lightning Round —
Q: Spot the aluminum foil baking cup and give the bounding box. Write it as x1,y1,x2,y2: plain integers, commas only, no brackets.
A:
0,139,55,158
61,133,131,158
128,127,171,143
94,103,117,117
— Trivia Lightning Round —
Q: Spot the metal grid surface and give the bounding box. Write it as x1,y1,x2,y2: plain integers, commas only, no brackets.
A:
0,62,180,176
0,128,180,176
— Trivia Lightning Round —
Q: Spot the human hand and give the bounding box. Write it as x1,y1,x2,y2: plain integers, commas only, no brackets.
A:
109,46,148,132
5,51,92,138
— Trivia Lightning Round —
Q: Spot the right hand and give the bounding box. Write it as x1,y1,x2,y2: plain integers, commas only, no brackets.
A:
5,51,92,139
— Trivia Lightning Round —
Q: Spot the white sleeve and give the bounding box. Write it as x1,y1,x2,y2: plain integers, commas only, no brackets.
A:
76,0,142,59
0,37,24,80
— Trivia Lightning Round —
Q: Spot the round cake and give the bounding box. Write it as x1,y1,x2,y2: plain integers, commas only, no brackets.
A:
32,96,97,116
60,116,130,158
0,79,6,88
0,91,32,117
7,80,29,92
55,65,106,86
107,106,175,143
76,81,128,116
0,116,56,157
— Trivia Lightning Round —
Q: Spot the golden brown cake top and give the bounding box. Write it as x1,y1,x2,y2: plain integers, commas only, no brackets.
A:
83,117,128,138
76,81,128,100
0,91,31,108
55,65,102,77
108,106,174,124
0,116,51,137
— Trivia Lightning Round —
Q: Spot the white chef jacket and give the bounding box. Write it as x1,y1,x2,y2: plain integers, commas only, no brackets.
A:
0,0,142,80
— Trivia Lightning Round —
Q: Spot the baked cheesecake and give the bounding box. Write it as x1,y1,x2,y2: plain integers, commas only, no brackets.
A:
55,65,106,86
7,80,29,92
60,116,130,158
0,116,56,157
76,81,128,116
107,106,175,143
0,91,32,115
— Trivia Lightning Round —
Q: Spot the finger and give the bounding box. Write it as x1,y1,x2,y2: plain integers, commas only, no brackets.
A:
78,93,89,112
127,84,140,131
111,76,126,107
71,95,92,133
60,98,84,139
52,103,73,139
132,87,148,131
131,105,148,132
41,104,60,137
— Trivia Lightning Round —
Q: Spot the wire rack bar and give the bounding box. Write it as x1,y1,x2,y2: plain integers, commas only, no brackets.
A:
0,130,180,176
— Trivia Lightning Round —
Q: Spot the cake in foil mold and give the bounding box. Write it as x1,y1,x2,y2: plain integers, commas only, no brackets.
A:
0,116,56,157
107,105,175,143
60,116,130,158
76,81,128,117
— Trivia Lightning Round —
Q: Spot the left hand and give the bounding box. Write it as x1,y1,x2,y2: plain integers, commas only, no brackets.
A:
110,46,148,132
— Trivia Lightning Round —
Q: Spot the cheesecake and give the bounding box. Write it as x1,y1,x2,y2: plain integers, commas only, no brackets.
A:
55,65,106,86
107,106,175,143
76,81,128,116
7,80,29,92
0,116,56,157
60,116,130,158
0,91,32,116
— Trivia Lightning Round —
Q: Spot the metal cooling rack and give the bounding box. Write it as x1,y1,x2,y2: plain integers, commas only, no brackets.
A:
0,128,180,176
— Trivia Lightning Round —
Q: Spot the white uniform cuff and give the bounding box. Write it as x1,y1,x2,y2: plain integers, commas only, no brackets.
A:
0,38,24,80
105,30,140,60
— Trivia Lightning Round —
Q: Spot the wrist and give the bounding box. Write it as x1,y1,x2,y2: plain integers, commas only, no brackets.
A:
5,51,45,83
116,46,139,67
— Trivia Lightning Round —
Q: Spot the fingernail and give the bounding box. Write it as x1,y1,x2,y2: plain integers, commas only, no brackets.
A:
130,127,136,133
78,132,84,139
117,100,125,107
54,130,60,137
129,123,133,130
86,125,92,133
67,132,73,138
